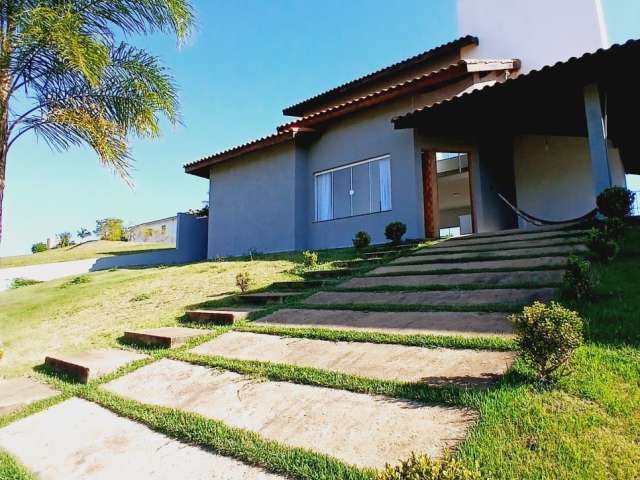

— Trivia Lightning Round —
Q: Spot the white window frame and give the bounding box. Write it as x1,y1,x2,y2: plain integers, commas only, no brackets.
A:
314,154,392,222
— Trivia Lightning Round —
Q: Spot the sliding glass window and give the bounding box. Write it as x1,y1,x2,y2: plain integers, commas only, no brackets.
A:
315,155,391,222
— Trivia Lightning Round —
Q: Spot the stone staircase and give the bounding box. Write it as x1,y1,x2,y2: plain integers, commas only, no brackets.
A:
0,226,587,478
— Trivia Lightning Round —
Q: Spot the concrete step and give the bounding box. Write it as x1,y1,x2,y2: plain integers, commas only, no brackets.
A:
0,398,284,480
124,327,210,348
0,378,58,416
450,224,584,240
340,270,563,289
369,256,567,275
433,229,587,248
240,292,304,305
253,308,513,338
303,268,354,279
192,331,515,387
415,236,585,255
104,359,477,470
269,280,326,290
186,308,257,325
362,250,395,259
303,288,557,307
333,258,378,268
395,244,588,264
44,348,146,383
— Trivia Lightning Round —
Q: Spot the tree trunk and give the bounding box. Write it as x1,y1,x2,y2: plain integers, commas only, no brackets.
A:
0,19,11,245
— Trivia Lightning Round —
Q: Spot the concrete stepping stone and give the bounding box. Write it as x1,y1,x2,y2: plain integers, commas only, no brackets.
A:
362,250,395,259
124,327,210,348
304,288,557,307
369,256,567,276
394,244,588,264
415,236,585,254
0,378,58,415
433,230,586,248
186,307,257,325
240,292,303,305
104,359,477,469
254,308,513,337
334,258,377,268
0,398,283,480
45,348,146,383
192,331,515,387
341,270,563,289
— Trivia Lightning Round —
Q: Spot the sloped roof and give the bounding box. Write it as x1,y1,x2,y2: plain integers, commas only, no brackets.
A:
281,35,479,117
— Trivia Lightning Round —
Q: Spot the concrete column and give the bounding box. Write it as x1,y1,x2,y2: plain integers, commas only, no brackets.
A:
584,83,612,195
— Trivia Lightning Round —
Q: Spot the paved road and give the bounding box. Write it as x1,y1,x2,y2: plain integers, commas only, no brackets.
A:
0,258,100,291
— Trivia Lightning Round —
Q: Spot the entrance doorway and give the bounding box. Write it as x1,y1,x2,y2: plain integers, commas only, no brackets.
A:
422,150,475,238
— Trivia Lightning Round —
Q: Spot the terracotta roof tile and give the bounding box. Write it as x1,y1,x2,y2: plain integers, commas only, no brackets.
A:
282,35,479,116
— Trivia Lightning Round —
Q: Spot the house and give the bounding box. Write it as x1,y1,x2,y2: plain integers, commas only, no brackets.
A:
185,0,638,258
129,216,177,244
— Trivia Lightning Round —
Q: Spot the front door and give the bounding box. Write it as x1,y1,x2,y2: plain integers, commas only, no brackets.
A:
422,150,476,239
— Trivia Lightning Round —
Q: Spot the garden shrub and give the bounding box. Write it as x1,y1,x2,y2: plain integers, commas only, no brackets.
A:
235,272,253,293
596,186,635,218
561,255,597,301
11,278,43,289
510,301,583,382
378,451,481,480
352,231,371,250
61,275,91,288
587,227,619,263
302,250,318,268
385,221,407,245
600,217,625,240
31,242,48,253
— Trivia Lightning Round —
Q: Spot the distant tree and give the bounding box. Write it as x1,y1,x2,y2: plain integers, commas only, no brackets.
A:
94,218,124,241
31,242,47,253
56,232,72,247
77,228,91,240
0,1,195,243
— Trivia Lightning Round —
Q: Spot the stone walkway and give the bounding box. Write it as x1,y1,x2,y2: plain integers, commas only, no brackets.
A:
0,398,283,479
104,359,476,469
0,226,586,477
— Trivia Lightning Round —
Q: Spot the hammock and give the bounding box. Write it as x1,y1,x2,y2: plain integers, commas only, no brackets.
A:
498,193,597,227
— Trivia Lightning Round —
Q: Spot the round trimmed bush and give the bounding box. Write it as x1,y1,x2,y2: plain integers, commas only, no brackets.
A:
31,242,48,253
596,186,635,218
587,227,619,263
510,301,583,382
385,221,407,245
352,231,371,250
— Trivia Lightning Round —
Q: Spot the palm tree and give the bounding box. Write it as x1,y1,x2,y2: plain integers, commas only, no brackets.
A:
0,1,195,242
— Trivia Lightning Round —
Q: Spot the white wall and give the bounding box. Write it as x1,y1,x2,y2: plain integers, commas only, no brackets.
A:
458,0,608,73
129,218,177,243
513,135,625,228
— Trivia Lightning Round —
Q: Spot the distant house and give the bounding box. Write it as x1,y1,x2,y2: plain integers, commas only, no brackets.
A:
184,0,638,258
129,216,177,244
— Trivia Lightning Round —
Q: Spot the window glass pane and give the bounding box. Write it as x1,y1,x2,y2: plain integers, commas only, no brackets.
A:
379,158,392,211
332,168,351,219
352,163,370,216
370,161,381,213
315,173,332,221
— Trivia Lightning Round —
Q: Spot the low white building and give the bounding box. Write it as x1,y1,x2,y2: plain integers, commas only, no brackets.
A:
129,216,177,244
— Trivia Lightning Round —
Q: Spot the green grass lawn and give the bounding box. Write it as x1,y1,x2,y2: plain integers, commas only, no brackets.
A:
1,230,639,479
0,240,174,268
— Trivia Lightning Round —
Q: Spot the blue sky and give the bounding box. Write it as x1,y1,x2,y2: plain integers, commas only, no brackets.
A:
2,0,639,256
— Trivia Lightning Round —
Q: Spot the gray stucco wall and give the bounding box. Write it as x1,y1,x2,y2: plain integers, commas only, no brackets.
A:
513,135,627,228
306,98,422,249
208,144,298,257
